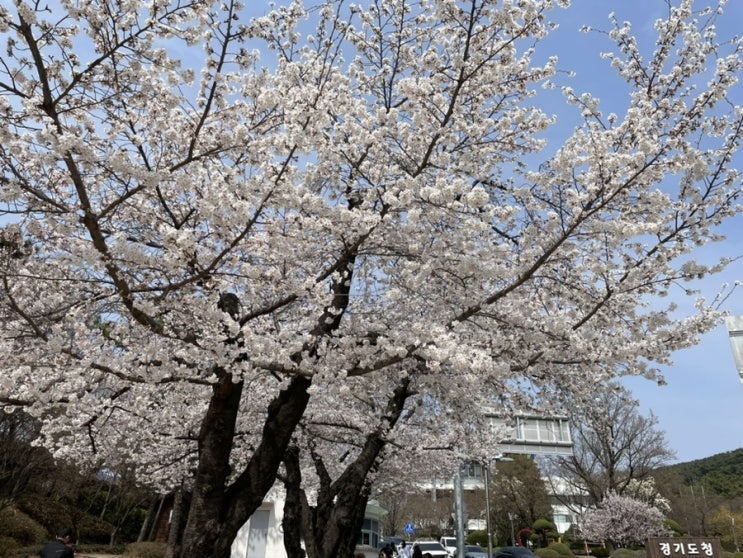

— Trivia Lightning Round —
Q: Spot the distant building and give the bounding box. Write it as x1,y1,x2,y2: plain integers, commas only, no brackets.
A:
545,476,591,534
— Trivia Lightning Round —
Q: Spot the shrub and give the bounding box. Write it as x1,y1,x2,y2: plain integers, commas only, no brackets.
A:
76,514,118,545
535,549,561,557
78,543,128,555
124,542,168,558
591,546,610,558
16,493,116,544
663,519,685,536
549,542,573,556
467,530,489,547
611,549,645,558
0,536,20,558
0,507,47,546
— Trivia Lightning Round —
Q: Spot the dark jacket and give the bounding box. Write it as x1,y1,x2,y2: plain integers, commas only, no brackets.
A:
40,540,74,558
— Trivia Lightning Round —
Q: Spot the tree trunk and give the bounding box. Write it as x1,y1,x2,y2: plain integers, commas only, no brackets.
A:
284,377,411,558
148,495,165,542
138,495,160,542
165,488,184,558
178,373,311,558
282,446,307,558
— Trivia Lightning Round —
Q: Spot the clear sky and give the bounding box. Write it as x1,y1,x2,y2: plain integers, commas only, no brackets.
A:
544,0,743,464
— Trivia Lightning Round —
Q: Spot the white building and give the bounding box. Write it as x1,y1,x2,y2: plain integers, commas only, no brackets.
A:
230,485,386,558
545,476,591,534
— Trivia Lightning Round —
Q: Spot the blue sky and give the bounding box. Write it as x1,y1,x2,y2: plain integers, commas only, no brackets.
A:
544,0,743,464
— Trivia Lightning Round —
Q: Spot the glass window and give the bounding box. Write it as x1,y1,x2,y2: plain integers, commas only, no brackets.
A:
357,518,379,547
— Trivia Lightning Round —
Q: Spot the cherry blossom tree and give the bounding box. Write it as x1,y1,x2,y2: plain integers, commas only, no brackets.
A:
1,0,742,557
581,492,672,549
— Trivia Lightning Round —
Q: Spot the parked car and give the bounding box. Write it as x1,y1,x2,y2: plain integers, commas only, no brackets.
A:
414,541,450,558
441,537,457,556
494,546,537,558
459,545,488,558
378,537,405,550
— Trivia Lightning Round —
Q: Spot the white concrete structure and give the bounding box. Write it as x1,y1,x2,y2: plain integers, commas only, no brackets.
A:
230,486,285,558
230,485,386,558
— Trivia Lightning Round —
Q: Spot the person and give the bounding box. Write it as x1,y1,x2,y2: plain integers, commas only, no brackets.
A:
400,541,412,558
412,543,423,558
40,527,75,558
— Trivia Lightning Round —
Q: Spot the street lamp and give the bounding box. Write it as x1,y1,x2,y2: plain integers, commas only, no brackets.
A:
484,464,493,558
484,456,513,558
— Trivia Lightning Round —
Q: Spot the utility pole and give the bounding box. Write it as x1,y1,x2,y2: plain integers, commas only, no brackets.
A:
455,465,466,558
484,464,493,558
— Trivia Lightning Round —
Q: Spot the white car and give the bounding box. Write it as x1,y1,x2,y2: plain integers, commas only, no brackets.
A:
415,541,450,558
440,537,457,557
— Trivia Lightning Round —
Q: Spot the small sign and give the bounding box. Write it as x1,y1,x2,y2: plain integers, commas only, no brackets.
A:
646,538,723,558
405,522,415,535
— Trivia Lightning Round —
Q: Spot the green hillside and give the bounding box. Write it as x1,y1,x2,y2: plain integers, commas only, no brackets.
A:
658,448,743,498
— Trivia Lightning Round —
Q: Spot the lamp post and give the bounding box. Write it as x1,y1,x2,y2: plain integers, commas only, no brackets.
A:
484,464,493,558
455,465,466,558
484,456,513,558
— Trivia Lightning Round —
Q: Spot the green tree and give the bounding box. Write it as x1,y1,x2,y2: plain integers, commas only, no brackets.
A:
491,456,553,546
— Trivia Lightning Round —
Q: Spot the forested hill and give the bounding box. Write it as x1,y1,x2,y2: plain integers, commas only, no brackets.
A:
657,448,743,498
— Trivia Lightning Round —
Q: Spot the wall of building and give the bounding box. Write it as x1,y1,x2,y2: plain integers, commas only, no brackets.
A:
230,489,385,558
231,498,285,558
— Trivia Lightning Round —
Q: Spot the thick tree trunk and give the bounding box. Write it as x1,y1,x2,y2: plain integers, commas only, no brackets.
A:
179,373,311,558
282,446,307,558
284,378,411,558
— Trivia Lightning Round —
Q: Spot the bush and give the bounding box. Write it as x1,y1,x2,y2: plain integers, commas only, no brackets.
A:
591,546,610,558
467,530,489,547
0,536,20,558
535,549,560,557
610,549,645,558
16,493,116,544
78,543,128,555
124,542,168,558
0,507,47,546
663,519,685,536
549,542,573,556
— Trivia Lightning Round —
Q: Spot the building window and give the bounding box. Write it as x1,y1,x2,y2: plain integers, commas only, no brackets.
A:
358,518,379,548
460,462,484,479
515,417,571,445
